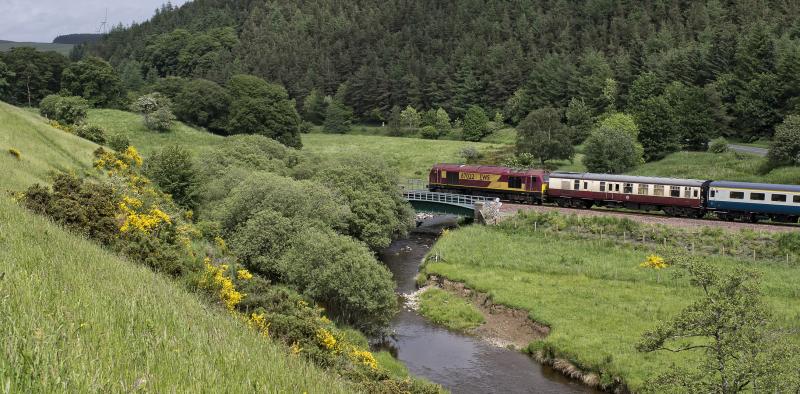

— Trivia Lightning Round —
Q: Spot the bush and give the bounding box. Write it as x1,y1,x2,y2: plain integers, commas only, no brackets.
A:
299,120,313,134
276,228,398,335
74,124,107,144
107,133,130,151
144,145,199,210
708,137,729,153
131,93,175,131
459,146,483,163
583,123,644,173
21,173,119,245
39,94,89,125
227,97,302,148
420,125,440,139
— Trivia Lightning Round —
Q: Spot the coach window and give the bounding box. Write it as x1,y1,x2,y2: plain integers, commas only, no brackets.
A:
772,194,787,202
794,195,800,203
574,180,580,190
710,190,716,197
653,185,664,196
684,187,692,198
750,192,765,201
599,182,606,192
670,186,681,197
730,191,745,199
693,189,699,198
446,171,459,184
637,184,649,195
615,184,620,192
583,182,588,189
508,176,522,189
624,183,633,193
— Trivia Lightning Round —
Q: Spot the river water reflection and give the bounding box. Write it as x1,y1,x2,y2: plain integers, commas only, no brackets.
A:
378,223,598,394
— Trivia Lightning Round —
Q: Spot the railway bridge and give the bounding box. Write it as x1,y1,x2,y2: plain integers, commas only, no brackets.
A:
401,180,499,221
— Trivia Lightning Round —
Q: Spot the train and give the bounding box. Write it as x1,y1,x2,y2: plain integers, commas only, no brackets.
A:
427,163,800,224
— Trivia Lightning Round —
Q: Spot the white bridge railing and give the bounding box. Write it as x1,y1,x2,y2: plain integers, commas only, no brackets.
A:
402,189,492,209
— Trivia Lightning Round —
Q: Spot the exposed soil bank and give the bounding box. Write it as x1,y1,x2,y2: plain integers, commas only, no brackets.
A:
420,274,629,393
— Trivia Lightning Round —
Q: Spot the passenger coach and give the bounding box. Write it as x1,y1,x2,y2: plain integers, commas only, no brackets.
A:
707,181,800,223
548,172,710,217
428,163,547,204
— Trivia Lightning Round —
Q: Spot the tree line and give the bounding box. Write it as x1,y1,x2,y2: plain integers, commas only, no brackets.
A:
87,0,800,143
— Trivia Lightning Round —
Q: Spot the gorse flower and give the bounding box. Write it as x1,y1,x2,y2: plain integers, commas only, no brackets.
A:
249,312,270,337
640,254,669,270
349,348,378,370
199,258,244,311
237,269,253,280
316,328,337,351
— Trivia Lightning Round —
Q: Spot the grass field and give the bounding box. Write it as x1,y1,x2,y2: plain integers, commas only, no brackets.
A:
0,41,73,55
422,225,800,390
87,109,224,156
0,102,357,392
301,133,503,179
629,150,800,184
417,288,485,331
0,102,97,191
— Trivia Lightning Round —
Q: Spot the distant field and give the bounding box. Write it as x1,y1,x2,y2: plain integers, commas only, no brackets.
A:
302,133,503,179
629,150,800,184
0,42,73,55
424,224,800,390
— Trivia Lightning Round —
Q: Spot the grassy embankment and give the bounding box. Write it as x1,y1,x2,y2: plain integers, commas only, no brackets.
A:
420,217,800,390
0,101,356,392
417,288,485,331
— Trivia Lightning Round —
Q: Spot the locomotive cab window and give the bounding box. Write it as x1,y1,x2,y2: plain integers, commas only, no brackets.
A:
508,176,522,189
624,183,633,193
670,186,681,197
446,171,459,184
730,191,745,199
772,194,787,202
750,193,765,201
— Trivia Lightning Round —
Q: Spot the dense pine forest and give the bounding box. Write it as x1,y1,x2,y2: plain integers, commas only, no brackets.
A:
87,0,800,142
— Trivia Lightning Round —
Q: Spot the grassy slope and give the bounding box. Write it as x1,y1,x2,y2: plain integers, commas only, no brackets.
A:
300,134,502,179
629,150,800,184
424,226,800,389
0,102,97,191
87,109,224,156
0,102,354,392
0,42,73,55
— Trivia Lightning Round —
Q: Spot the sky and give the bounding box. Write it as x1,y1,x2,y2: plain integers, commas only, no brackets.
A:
0,0,192,42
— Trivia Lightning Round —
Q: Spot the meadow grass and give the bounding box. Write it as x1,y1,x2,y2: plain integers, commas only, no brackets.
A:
423,225,800,390
87,109,224,156
0,196,355,393
417,288,485,331
629,150,800,184
301,133,503,179
0,42,73,55
0,101,98,191
481,127,517,144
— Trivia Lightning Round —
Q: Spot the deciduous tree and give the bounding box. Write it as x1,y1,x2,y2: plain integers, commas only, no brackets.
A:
516,107,574,165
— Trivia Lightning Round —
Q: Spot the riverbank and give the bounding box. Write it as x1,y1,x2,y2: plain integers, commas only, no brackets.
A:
419,219,800,391
380,233,596,394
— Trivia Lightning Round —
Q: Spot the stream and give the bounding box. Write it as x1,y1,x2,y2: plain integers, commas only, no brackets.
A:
377,217,598,394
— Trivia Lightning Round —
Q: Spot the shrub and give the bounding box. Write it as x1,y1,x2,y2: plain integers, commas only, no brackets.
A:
299,120,313,134
131,93,175,131
227,97,302,148
107,133,130,151
74,124,107,144
708,137,729,153
21,173,119,245
459,146,483,163
173,78,231,133
583,124,644,173
144,145,199,210
39,94,89,125
420,125,440,139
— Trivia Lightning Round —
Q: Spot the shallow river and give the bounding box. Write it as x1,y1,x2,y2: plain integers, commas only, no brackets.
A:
378,226,598,394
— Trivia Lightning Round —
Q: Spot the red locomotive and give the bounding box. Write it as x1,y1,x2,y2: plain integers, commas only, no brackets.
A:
428,163,547,204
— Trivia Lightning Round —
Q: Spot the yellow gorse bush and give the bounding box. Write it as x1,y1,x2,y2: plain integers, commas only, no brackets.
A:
316,328,337,351
640,254,669,270
199,258,244,311
249,312,270,337
349,348,378,370
237,269,253,280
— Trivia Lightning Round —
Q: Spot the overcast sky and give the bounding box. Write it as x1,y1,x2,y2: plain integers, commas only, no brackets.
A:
0,0,192,42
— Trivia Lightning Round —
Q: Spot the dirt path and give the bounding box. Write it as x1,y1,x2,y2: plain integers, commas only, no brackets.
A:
500,203,799,233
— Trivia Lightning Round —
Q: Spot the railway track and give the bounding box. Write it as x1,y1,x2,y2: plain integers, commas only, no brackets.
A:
500,202,800,233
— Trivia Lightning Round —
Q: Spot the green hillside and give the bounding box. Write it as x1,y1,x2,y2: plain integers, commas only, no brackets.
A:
0,102,355,392
0,41,73,55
